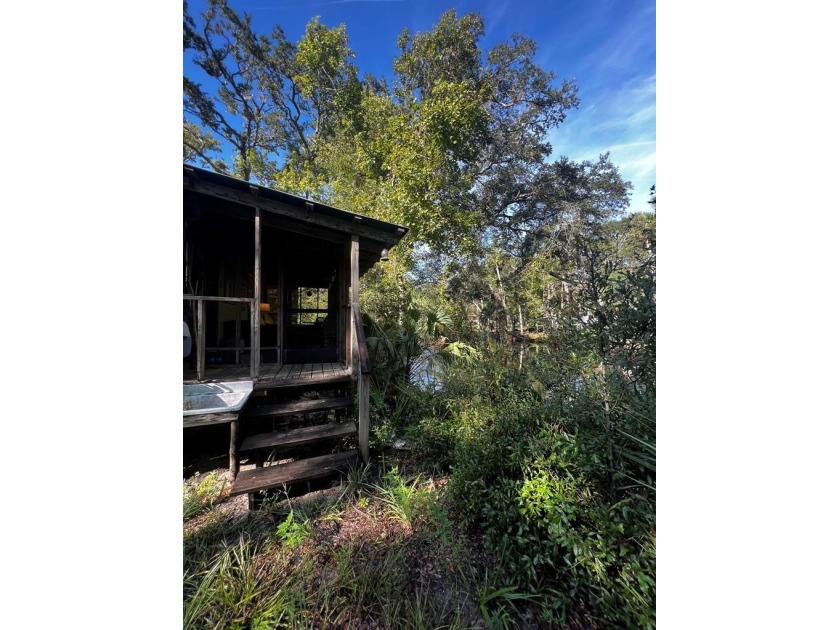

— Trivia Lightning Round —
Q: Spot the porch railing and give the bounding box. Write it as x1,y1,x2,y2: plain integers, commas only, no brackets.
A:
184,295,257,381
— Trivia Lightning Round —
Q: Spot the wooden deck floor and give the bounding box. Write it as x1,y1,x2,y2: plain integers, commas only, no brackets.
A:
184,362,350,385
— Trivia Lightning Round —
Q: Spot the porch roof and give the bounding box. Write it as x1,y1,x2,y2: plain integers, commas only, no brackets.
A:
183,165,409,249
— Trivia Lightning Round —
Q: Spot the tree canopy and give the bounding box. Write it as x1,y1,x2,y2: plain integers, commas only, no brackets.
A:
183,2,634,249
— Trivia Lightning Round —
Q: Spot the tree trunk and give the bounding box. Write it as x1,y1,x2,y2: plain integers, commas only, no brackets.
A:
494,263,513,341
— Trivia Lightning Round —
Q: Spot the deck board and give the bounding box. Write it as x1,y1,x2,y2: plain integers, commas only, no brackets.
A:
248,396,353,419
185,362,351,387
240,422,357,452
231,364,250,377
231,451,358,496
253,372,352,391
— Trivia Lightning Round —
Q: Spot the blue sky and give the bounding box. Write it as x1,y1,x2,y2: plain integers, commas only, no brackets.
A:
184,0,655,213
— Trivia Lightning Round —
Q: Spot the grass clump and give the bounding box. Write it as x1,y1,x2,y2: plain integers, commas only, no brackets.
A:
374,465,435,527
183,470,228,521
183,532,309,630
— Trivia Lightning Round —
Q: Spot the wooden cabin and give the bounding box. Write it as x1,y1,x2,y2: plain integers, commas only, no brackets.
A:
183,165,408,503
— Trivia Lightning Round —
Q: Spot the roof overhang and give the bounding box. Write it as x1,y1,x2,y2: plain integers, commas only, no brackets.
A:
183,165,409,251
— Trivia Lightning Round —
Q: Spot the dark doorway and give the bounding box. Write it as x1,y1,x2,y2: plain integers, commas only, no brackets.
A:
283,258,339,363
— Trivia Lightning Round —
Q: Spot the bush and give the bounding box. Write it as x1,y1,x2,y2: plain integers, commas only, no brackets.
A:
415,346,656,628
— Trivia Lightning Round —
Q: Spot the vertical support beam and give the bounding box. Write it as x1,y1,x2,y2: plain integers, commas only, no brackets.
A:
248,301,255,375
250,302,258,378
349,233,369,464
350,235,360,306
350,315,357,376
341,242,351,365
359,373,370,464
350,235,360,377
277,256,284,365
235,303,241,365
196,298,205,381
229,419,239,477
251,208,261,379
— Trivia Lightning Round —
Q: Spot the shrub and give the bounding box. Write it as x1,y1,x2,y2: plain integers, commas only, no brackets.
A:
433,348,656,628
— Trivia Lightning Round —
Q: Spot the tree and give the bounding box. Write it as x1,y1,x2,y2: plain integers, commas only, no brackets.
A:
184,0,290,182
183,0,361,184
183,119,223,169
293,9,583,255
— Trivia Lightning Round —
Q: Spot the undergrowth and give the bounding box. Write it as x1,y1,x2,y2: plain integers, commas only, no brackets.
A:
408,343,657,629
183,462,542,629
184,337,655,628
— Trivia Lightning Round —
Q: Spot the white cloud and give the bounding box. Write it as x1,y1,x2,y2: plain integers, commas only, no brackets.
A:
583,3,656,74
547,73,656,212
483,1,511,36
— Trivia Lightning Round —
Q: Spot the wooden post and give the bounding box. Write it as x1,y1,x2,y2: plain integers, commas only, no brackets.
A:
350,235,359,309
277,256,284,365
350,235,359,377
248,302,255,377
252,209,261,379
339,245,349,365
359,373,370,464
350,315,357,376
196,298,205,381
229,419,239,477
349,234,370,464
235,303,241,365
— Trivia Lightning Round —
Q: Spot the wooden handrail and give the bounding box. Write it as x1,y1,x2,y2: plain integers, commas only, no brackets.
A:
352,304,371,375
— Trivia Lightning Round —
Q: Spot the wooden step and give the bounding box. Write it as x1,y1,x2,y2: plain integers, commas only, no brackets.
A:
247,396,353,419
240,422,357,452
231,451,358,496
254,373,352,392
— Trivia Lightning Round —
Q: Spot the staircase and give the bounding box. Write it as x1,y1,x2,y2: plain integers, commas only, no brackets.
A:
228,302,372,509
230,373,360,507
